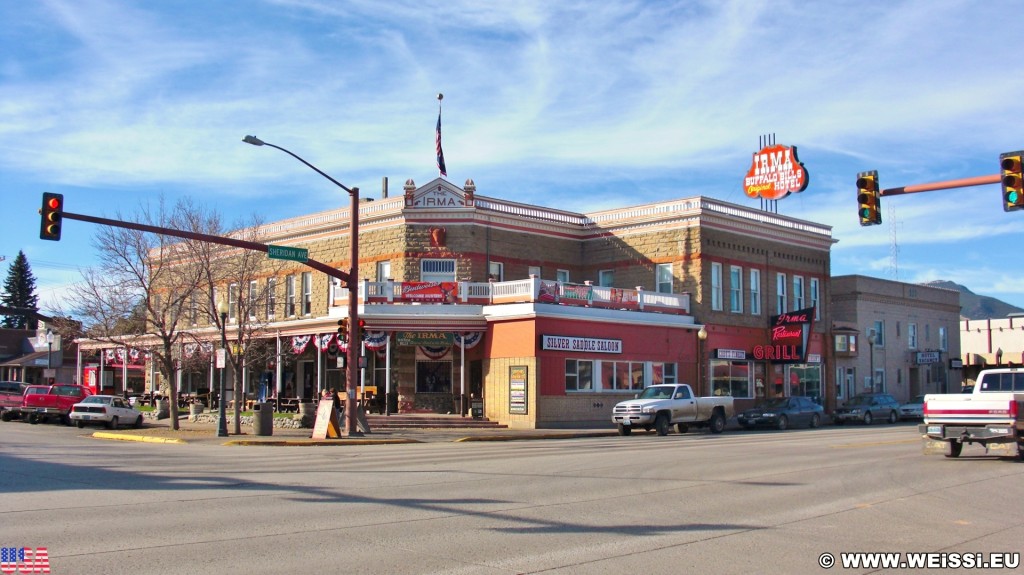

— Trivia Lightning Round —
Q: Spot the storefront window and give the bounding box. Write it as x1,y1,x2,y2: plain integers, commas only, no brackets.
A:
651,363,677,385
565,359,593,391
788,365,822,403
710,360,751,398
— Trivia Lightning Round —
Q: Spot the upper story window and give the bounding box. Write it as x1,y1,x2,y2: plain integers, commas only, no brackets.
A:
729,265,743,313
750,269,761,315
556,269,570,283
776,273,787,314
528,265,541,278
266,278,277,318
376,261,391,282
248,281,258,320
488,261,504,281
598,270,614,287
421,258,455,282
285,275,296,317
809,278,820,320
710,262,723,311
793,276,804,309
871,320,885,347
656,263,673,293
228,283,238,321
939,326,948,351
908,323,918,349
300,272,312,315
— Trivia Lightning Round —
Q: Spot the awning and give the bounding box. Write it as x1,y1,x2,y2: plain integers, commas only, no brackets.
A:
0,351,51,367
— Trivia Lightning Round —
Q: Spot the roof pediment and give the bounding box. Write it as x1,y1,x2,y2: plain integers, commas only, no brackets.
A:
403,178,476,209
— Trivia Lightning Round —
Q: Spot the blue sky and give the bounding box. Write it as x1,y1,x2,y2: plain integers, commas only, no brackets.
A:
2,0,1023,311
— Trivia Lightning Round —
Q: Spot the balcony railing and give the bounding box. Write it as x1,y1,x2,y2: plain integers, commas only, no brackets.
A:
332,276,690,315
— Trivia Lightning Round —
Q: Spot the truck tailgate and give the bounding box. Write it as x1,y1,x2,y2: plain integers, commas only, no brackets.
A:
923,393,1022,426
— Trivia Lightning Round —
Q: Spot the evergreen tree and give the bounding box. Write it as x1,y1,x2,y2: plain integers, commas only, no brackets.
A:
1,251,40,329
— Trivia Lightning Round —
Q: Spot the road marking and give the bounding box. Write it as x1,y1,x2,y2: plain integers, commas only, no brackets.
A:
830,438,918,449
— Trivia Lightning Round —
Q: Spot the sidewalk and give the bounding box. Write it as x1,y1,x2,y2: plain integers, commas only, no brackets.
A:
89,415,622,446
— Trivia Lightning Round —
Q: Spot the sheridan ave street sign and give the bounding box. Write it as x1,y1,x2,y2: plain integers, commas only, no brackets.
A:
267,244,308,262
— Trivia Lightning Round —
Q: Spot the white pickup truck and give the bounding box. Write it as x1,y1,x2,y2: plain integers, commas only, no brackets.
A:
919,368,1024,460
611,383,734,436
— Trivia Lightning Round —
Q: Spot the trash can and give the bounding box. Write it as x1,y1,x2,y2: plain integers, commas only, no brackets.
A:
471,399,483,419
252,402,273,436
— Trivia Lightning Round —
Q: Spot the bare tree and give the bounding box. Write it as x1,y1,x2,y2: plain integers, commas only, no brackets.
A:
66,197,213,430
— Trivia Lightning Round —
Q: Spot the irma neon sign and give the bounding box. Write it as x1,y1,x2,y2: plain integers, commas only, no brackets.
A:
743,144,809,200
753,307,814,364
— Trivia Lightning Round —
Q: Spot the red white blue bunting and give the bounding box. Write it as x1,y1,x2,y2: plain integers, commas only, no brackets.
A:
454,332,482,349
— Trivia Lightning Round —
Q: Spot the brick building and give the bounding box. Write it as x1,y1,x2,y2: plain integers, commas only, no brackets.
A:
77,178,837,428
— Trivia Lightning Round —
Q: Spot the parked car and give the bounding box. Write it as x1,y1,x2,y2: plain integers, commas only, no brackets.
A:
832,393,900,425
0,381,26,421
20,384,92,425
69,395,144,430
737,396,824,430
899,395,925,420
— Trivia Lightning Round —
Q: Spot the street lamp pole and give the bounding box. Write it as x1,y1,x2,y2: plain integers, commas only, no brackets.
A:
217,302,229,437
867,331,876,393
243,135,363,437
697,326,708,396
46,329,55,381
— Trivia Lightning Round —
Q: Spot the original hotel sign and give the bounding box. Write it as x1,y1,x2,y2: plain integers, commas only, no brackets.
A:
542,335,622,354
743,144,809,201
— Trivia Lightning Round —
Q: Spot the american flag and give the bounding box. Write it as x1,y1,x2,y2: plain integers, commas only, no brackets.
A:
436,112,447,177
0,547,50,573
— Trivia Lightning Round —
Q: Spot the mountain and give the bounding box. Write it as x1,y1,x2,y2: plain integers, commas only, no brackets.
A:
921,280,1024,320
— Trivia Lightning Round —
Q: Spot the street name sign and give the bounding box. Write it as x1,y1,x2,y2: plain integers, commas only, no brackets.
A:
267,245,308,262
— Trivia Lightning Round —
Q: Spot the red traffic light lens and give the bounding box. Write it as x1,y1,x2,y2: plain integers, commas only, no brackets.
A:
47,197,61,209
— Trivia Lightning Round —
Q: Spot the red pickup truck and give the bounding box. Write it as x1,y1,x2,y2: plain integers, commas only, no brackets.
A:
0,380,26,421
20,384,93,425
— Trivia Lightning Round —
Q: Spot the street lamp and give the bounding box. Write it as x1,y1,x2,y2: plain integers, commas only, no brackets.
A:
697,326,708,396
867,331,876,393
217,301,229,437
244,135,363,437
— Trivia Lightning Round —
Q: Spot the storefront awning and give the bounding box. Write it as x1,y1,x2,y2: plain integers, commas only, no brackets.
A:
0,351,51,367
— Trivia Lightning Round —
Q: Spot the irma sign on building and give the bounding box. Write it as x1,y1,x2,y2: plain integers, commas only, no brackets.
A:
743,144,809,200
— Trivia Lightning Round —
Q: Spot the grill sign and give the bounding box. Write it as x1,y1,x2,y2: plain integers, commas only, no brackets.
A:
743,144,809,200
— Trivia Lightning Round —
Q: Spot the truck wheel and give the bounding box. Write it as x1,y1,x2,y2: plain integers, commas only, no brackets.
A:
776,415,789,431
863,412,873,425
655,413,670,436
676,424,688,434
709,411,726,434
28,414,38,425
0,411,11,422
946,440,963,458
617,424,632,436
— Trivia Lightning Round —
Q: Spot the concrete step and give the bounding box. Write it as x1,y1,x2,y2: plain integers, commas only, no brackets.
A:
366,414,506,429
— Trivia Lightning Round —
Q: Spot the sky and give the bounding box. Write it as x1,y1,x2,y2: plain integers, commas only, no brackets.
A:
2,0,1023,312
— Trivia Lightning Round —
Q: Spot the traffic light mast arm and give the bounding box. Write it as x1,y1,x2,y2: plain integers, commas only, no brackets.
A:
881,174,1001,197
60,210,352,285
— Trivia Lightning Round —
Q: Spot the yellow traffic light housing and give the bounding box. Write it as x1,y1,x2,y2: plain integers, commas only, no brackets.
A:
857,171,881,226
1000,152,1024,212
39,192,64,240
337,318,349,343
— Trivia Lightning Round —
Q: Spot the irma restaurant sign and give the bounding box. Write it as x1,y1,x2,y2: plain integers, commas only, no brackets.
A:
753,307,815,363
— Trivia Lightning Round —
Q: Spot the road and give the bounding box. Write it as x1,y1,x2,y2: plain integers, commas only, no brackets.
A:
1,422,1021,575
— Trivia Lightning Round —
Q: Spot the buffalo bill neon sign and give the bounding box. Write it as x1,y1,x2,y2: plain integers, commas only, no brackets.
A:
743,144,809,201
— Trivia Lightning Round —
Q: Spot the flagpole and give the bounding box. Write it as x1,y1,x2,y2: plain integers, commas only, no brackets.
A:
436,93,447,178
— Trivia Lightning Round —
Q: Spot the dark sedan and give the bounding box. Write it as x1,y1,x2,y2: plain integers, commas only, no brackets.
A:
737,396,824,430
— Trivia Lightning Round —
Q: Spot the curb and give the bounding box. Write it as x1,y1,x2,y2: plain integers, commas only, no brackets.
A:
92,432,186,444
454,431,620,442
222,438,422,446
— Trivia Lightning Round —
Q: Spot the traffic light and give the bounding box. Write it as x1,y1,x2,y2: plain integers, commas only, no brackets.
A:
338,318,349,342
39,192,64,240
357,318,367,341
856,170,881,226
1000,151,1024,212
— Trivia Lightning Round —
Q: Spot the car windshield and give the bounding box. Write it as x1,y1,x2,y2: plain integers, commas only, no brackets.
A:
638,386,674,400
844,395,874,406
908,395,925,404
758,398,789,409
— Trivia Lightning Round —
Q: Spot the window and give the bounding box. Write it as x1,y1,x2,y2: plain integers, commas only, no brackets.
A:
556,269,570,283
776,273,787,314
211,288,218,319
871,320,884,347
266,278,276,318
248,281,257,319
285,275,296,317
528,265,541,278
656,263,673,293
809,278,820,319
710,262,723,311
602,362,645,391
189,293,198,326
598,269,614,287
565,359,594,391
729,265,743,313
710,360,751,398
908,323,918,349
301,272,312,315
789,365,822,402
652,363,677,385
488,261,504,281
793,276,804,310
749,269,761,315
228,283,238,321
421,259,455,282
835,334,849,352
938,326,948,352
376,261,391,282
